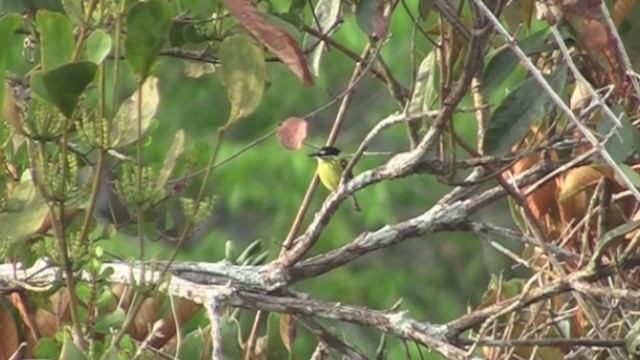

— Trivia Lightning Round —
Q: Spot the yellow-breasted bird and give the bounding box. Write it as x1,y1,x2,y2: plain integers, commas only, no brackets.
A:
308,146,361,212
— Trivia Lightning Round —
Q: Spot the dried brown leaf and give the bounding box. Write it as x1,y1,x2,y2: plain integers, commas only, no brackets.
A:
279,313,296,353
0,298,20,359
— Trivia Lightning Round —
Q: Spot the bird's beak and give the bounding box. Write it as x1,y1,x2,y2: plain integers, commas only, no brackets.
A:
308,152,320,157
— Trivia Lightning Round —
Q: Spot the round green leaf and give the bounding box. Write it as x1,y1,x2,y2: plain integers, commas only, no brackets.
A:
84,29,113,65
125,0,172,78
42,61,98,117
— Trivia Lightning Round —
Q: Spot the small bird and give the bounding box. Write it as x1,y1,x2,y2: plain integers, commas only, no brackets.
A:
308,146,361,212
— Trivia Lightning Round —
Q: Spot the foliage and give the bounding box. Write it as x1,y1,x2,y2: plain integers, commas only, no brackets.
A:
2,0,640,359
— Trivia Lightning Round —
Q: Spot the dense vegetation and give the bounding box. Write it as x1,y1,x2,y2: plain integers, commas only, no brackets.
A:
2,0,640,359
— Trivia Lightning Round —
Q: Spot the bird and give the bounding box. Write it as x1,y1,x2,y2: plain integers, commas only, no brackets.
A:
308,146,361,212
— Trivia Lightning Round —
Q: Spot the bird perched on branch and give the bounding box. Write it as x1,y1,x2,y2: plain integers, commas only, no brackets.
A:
308,146,361,212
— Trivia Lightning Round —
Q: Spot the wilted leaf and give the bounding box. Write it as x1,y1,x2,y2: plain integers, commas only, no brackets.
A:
569,81,592,112
483,65,567,155
558,166,601,203
407,50,439,116
305,0,342,76
125,0,172,78
219,35,267,125
224,0,314,86
111,76,160,147
155,130,185,194
36,10,74,70
84,29,113,65
484,29,549,96
277,117,308,150
279,314,296,353
42,61,98,117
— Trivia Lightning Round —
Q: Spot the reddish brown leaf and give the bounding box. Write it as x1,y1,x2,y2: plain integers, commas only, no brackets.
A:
224,0,314,86
0,300,19,359
583,19,609,54
277,117,308,150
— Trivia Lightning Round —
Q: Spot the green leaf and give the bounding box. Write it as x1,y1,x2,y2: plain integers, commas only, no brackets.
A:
597,110,634,163
75,282,91,304
592,219,640,263
36,10,74,70
219,34,267,125
59,330,88,360
155,130,185,195
34,337,61,359
0,172,49,245
178,328,206,359
407,49,439,116
42,61,98,117
304,0,341,76
84,61,138,119
626,318,640,356
125,0,172,78
484,29,549,96
30,70,53,102
355,0,377,36
94,308,126,334
110,76,160,147
483,64,567,156
84,29,113,65
0,14,22,110
62,0,85,25
99,346,119,360
619,164,640,188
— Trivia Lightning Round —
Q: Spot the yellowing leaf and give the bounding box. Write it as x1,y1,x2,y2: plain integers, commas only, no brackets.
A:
279,313,296,353
407,50,439,116
219,35,267,125
155,130,185,195
111,77,160,147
